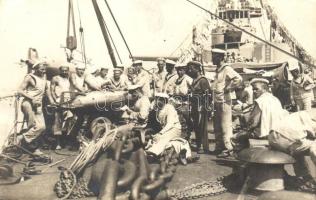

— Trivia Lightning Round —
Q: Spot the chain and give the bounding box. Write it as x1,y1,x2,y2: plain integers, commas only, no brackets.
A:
169,176,227,199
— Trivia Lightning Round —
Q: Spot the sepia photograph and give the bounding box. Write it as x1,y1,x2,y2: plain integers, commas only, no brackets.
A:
0,0,316,199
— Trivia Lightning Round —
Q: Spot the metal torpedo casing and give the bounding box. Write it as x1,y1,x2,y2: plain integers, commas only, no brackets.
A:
237,147,295,191
68,91,131,110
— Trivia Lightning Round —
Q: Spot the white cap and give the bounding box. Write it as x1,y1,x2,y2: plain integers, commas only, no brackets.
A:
250,78,269,85
211,48,226,54
133,60,143,66
175,63,187,69
32,60,48,69
165,59,176,66
87,64,99,74
155,92,169,99
75,63,86,69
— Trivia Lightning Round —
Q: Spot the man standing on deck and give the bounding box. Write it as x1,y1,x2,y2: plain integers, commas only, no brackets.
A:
212,48,242,158
70,63,86,93
154,57,167,92
132,60,151,97
95,66,109,90
172,63,193,140
17,61,53,155
50,64,73,150
162,59,177,95
187,61,212,154
289,64,315,111
107,66,129,91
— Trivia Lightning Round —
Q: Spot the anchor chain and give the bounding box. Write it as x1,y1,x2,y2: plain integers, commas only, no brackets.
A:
169,176,228,200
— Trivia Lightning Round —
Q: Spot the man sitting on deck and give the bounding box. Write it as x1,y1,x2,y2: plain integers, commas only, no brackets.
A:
232,78,288,150
269,109,316,189
146,93,199,165
120,84,151,125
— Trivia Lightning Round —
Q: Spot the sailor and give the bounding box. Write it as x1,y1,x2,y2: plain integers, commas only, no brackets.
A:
146,93,198,165
120,84,151,124
154,57,167,92
127,66,136,85
95,66,109,89
84,65,102,91
172,63,193,140
17,61,52,155
187,60,212,154
70,63,86,93
233,80,253,112
173,63,192,96
289,64,315,111
162,59,177,95
132,60,151,97
50,64,73,150
108,66,128,91
232,78,288,150
269,109,316,187
212,48,242,158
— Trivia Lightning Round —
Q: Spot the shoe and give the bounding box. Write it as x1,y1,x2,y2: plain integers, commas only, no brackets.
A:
209,149,223,155
16,135,24,145
55,145,62,150
179,149,187,165
197,148,204,154
33,149,44,156
187,155,200,163
216,150,233,158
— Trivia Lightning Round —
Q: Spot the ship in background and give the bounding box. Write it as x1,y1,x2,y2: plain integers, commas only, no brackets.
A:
176,0,316,106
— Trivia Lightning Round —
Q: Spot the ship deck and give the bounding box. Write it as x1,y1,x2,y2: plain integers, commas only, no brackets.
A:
0,132,298,200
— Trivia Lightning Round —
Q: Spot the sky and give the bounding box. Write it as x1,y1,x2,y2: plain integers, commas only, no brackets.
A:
0,0,315,147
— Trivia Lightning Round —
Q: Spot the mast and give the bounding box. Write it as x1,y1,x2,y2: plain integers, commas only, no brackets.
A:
91,0,117,67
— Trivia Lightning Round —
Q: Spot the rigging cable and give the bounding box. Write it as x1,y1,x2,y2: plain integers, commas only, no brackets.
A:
92,0,117,67
76,0,87,67
103,18,123,64
104,0,134,61
184,0,316,68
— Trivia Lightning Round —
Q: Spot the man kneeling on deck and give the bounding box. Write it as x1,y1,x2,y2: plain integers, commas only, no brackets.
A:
269,109,316,189
231,78,287,150
145,93,199,165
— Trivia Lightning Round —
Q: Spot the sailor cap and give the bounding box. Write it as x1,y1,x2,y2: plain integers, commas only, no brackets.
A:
175,63,187,69
157,57,165,62
75,63,86,69
32,60,48,69
132,60,143,66
165,59,176,66
211,48,226,54
113,66,124,72
59,63,70,69
187,60,202,67
250,78,269,85
155,92,169,99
